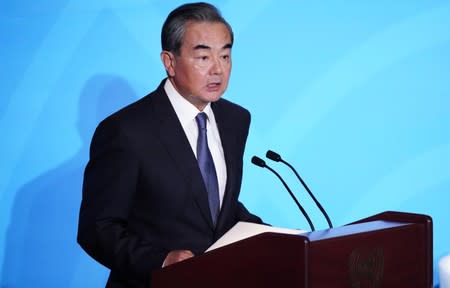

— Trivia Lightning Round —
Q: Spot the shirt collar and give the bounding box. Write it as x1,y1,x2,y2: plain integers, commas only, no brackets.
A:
164,79,214,127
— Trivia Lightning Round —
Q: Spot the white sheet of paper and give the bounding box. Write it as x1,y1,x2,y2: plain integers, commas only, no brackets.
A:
205,221,305,252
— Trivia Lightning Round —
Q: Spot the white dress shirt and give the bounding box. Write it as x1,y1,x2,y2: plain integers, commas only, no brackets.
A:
164,79,227,208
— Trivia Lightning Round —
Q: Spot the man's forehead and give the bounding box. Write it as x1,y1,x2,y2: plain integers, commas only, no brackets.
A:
183,21,232,47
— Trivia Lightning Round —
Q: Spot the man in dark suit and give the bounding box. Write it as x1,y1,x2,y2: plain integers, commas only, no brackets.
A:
77,2,263,287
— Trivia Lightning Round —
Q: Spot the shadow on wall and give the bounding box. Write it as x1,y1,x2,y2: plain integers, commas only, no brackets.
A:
1,75,137,288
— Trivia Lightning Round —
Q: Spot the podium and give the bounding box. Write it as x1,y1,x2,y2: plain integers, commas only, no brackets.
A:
152,211,432,288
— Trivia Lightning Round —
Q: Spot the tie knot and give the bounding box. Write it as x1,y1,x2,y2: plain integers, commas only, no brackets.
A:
195,112,208,130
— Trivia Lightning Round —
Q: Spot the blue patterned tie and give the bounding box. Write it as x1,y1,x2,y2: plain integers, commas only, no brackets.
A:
195,112,220,226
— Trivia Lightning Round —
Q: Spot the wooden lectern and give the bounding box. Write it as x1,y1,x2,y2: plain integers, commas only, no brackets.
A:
152,211,432,288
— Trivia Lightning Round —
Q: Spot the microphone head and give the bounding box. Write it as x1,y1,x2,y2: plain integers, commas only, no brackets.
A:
251,156,266,168
266,150,282,162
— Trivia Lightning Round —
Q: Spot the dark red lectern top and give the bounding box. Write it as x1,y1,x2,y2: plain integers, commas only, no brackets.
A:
152,211,432,288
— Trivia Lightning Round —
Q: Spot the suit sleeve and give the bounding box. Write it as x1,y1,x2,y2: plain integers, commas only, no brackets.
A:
236,201,264,223
77,117,167,280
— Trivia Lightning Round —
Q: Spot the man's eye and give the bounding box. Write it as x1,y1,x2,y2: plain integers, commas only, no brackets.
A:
197,56,208,61
221,55,230,60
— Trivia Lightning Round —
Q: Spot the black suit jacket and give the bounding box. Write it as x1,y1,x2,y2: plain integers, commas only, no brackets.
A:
77,80,262,288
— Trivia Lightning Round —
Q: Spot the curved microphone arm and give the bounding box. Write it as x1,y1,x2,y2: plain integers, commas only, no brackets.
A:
265,165,315,231
264,165,315,231
280,159,333,229
250,155,315,231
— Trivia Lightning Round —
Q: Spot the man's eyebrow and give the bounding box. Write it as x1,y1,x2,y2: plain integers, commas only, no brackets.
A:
193,44,211,50
192,43,233,50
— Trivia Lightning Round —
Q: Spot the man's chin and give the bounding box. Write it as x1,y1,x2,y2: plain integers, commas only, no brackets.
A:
210,96,222,103
201,92,223,103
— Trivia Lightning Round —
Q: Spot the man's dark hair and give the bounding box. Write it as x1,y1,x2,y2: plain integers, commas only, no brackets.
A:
161,2,233,55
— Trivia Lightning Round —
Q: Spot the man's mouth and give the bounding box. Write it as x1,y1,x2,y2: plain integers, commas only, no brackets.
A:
206,82,221,91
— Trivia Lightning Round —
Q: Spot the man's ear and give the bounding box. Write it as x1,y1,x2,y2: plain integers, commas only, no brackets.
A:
161,51,176,77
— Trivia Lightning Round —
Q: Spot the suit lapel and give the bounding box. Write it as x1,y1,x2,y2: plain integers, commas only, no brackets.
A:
149,83,214,229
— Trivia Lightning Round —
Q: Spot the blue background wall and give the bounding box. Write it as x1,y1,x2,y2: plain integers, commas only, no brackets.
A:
1,1,449,286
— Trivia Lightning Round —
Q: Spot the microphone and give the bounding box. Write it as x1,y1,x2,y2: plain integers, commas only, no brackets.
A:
251,156,315,231
266,150,333,229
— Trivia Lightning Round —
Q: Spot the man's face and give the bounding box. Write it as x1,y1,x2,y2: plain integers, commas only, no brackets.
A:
162,21,232,110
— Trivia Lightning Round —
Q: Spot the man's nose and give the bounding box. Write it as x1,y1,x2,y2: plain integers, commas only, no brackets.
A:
210,57,223,75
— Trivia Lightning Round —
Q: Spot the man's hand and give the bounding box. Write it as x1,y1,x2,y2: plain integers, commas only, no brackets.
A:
162,250,195,267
